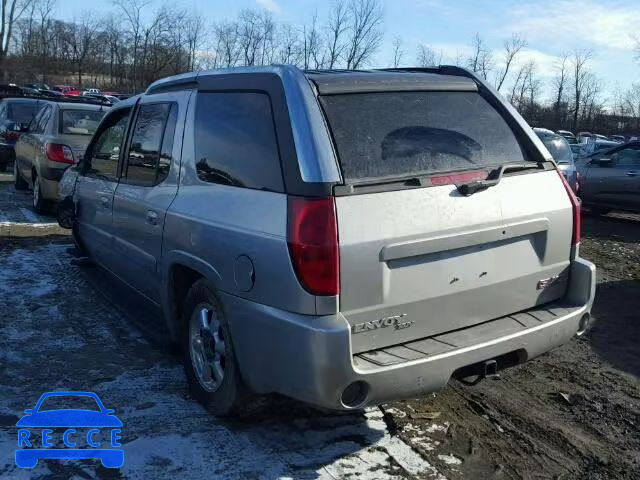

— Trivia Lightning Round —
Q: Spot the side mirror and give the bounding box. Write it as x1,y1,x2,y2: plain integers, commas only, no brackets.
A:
23,408,35,414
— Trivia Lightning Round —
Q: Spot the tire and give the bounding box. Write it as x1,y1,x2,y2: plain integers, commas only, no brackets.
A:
32,174,47,214
14,161,27,191
182,279,246,416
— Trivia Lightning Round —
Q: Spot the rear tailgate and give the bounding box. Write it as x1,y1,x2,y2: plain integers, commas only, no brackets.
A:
319,89,573,354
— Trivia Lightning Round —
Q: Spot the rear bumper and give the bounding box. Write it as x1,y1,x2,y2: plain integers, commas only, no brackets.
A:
225,257,596,410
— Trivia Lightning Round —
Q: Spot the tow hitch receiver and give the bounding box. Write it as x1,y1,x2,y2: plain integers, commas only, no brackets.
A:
483,359,500,380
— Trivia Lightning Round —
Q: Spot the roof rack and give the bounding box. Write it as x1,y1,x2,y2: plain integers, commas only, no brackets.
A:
0,93,111,106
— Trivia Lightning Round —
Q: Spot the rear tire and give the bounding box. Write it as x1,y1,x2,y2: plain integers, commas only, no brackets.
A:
14,162,27,190
182,279,247,416
32,175,46,214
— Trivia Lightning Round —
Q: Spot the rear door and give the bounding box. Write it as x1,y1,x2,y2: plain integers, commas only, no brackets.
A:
75,107,132,265
582,145,640,210
319,90,573,353
110,91,186,302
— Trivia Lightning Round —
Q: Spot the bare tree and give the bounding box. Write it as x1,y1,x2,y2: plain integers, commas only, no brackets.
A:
1,0,35,79
467,33,493,80
390,36,403,67
344,0,383,69
570,49,593,131
495,33,526,91
185,12,204,71
552,53,569,113
113,0,150,90
416,44,437,67
302,11,323,69
63,15,97,87
325,0,348,68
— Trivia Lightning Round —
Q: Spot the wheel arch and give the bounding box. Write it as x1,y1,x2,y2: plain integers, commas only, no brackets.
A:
162,251,223,342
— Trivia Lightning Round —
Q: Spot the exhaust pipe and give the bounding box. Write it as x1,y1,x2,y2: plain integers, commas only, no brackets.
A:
576,313,590,337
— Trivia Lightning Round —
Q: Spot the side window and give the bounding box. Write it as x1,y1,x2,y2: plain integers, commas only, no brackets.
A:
194,92,283,192
84,108,131,180
35,106,52,134
614,146,640,167
30,106,46,132
123,103,171,186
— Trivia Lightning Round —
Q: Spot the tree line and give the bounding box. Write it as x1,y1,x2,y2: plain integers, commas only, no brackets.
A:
1,0,639,135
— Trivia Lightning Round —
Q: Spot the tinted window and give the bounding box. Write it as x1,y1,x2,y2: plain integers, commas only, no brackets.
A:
60,109,105,135
158,104,178,183
615,146,640,167
195,92,283,191
86,108,131,180
124,103,170,186
7,102,40,123
320,92,528,182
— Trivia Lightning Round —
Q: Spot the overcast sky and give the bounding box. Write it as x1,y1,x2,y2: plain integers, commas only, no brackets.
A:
57,0,639,102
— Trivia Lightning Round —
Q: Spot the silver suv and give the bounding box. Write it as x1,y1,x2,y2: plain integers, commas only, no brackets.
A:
58,66,595,415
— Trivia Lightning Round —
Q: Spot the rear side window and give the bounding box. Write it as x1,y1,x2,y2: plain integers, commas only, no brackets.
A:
124,103,171,186
320,92,528,183
194,92,283,192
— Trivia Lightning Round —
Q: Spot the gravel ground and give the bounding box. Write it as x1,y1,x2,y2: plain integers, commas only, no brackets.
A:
0,177,638,479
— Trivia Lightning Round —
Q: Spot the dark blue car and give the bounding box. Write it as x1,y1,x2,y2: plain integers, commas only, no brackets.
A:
15,391,123,468
0,98,44,172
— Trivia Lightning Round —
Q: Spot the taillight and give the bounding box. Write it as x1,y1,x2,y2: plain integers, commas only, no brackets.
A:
558,170,581,245
6,131,19,142
45,143,74,164
287,196,339,296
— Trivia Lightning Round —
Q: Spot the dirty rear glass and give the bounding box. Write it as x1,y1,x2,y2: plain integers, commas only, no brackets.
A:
320,92,528,183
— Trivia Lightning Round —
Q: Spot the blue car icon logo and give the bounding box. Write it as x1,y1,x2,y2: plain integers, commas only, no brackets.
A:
16,391,123,468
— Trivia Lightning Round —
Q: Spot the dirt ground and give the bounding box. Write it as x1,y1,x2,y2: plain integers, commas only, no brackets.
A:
0,175,639,479
383,211,640,479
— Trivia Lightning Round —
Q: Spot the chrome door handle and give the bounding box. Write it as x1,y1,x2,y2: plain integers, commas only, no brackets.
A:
627,171,638,177
146,210,158,225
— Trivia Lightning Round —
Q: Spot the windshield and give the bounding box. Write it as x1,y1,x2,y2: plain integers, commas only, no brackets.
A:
61,109,105,135
320,91,528,183
7,103,40,123
541,135,573,164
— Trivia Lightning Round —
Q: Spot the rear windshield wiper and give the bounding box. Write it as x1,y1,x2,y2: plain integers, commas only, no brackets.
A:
456,163,544,196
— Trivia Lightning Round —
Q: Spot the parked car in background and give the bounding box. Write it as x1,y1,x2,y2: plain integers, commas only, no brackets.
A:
582,139,620,156
24,83,52,91
609,135,626,143
82,92,120,105
64,89,82,97
576,141,640,214
570,143,588,160
14,101,108,212
39,89,65,98
84,88,101,95
0,97,45,171
577,131,593,143
54,85,74,94
556,130,577,144
534,128,579,193
57,66,594,415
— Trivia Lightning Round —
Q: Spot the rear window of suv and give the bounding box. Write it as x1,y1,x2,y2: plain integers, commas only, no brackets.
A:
320,91,528,183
